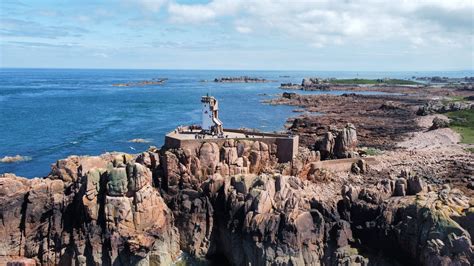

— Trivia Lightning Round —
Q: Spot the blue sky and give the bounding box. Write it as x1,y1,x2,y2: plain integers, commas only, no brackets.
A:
1,0,473,71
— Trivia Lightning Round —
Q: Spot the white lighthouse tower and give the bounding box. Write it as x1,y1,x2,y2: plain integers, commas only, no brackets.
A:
201,94,223,136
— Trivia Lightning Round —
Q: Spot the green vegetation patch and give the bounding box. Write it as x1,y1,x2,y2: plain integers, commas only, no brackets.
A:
442,96,468,104
329,78,419,85
363,147,383,156
446,109,474,144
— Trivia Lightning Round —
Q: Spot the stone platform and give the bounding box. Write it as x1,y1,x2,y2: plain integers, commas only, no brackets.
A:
165,128,299,163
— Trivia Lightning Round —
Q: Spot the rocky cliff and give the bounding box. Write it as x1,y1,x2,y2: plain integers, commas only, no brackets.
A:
0,153,179,265
0,143,472,265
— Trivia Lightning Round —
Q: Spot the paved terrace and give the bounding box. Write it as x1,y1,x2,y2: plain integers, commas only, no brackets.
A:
166,129,288,140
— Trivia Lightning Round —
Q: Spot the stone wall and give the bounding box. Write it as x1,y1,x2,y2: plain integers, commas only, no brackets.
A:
164,130,298,164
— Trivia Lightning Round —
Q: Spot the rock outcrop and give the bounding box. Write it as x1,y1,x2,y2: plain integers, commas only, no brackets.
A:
342,182,473,265
430,117,450,130
301,78,330,90
158,139,280,192
417,101,473,116
0,153,179,266
1,148,472,266
316,123,358,159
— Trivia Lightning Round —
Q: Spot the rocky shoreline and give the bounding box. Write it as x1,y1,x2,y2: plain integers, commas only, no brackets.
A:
1,140,472,265
1,85,473,265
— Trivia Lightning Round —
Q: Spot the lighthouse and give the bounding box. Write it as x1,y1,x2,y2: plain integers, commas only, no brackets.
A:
201,94,223,136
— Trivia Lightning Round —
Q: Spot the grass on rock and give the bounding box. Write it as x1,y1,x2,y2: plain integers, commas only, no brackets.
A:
446,109,474,144
442,96,468,104
363,147,383,156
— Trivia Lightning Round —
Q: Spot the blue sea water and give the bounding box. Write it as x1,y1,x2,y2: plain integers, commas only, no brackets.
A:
1,68,472,178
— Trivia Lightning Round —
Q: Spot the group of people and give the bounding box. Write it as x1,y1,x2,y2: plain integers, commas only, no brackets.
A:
194,132,226,139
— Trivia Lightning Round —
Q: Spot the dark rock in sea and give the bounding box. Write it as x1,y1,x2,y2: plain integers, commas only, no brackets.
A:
213,76,272,83
282,92,297,99
112,78,167,87
301,78,330,90
280,83,302,89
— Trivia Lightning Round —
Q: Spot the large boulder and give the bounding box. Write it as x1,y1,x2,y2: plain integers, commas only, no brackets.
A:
430,117,450,130
49,155,108,183
199,142,220,175
334,123,358,158
318,132,335,159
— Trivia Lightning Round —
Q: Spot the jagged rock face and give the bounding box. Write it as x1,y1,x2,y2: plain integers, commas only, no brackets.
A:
316,123,358,159
210,175,329,265
168,170,472,265
1,151,473,266
159,140,278,191
0,153,179,266
167,174,359,265
318,132,335,159
334,123,358,158
341,181,473,266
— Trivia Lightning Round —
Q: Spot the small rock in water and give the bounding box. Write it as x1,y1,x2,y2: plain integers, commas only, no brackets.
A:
128,138,152,143
0,155,32,163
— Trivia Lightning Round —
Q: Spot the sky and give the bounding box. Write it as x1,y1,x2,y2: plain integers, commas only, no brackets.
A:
0,0,473,71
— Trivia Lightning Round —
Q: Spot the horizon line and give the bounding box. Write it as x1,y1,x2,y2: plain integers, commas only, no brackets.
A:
1,66,473,73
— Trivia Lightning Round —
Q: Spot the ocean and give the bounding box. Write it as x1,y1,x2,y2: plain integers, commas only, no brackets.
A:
1,68,472,178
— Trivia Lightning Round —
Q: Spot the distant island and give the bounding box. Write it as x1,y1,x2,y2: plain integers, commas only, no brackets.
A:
112,78,168,87
213,76,274,83
281,77,420,90
413,76,474,84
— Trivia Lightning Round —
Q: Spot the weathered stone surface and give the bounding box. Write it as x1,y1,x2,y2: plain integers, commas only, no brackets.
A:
315,124,358,159
2,148,473,266
0,155,179,265
199,142,220,175
417,101,474,116
394,178,407,196
334,123,358,158
49,155,108,183
318,132,334,159
107,167,128,196
430,117,450,130
343,179,473,266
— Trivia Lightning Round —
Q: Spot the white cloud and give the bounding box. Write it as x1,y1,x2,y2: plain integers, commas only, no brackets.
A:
235,25,252,34
130,0,473,53
167,0,244,23
167,2,217,23
93,52,108,58
135,0,169,12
